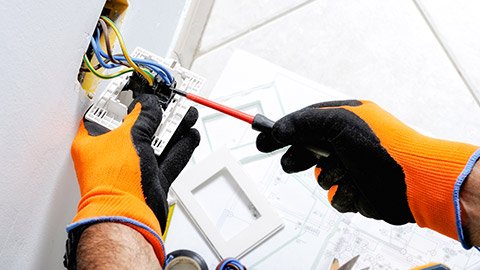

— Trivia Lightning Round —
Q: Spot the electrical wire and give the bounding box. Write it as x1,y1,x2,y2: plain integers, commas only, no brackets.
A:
96,17,173,84
80,61,105,72
97,19,124,65
83,16,174,86
83,54,132,79
162,204,175,241
89,24,172,84
80,54,124,72
90,29,119,69
99,16,154,85
92,36,172,85
217,258,246,270
83,54,154,80
127,57,173,83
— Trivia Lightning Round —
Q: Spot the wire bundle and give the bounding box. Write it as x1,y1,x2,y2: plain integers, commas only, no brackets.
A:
83,16,173,86
216,258,247,270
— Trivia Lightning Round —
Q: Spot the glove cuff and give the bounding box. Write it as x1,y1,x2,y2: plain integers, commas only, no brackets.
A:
68,192,166,266
399,137,480,242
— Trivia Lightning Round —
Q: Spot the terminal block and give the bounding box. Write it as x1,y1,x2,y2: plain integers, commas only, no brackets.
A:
85,47,205,156
122,70,176,110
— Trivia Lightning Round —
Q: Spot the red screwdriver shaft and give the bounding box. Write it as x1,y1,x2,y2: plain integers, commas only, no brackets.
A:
172,89,330,157
173,89,255,124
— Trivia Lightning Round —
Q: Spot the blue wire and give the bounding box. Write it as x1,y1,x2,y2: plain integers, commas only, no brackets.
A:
126,57,173,82
90,31,121,69
114,55,172,85
91,30,173,85
140,57,173,82
93,37,172,85
164,255,174,267
218,259,244,270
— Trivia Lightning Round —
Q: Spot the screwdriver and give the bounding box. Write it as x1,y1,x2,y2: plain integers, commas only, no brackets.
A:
172,89,330,158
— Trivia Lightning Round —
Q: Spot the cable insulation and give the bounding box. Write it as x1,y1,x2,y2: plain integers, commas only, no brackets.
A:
100,16,154,85
98,19,124,65
83,55,154,80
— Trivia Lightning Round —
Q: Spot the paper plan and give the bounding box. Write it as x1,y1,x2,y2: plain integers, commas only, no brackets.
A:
165,50,480,269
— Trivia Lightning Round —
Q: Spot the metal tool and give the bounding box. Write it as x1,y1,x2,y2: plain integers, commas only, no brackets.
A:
330,255,451,270
172,89,330,158
330,255,361,270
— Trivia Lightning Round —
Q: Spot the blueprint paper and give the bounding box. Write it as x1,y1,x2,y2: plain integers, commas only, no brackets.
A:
165,50,480,269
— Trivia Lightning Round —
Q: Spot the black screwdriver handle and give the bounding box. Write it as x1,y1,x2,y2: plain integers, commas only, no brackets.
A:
251,114,275,133
251,114,330,158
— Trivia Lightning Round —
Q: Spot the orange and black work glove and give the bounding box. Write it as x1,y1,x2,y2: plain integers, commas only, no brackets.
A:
66,94,200,267
256,100,480,248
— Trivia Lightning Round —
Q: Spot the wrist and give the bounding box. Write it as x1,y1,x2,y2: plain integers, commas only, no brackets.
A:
460,159,480,247
76,222,161,270
68,190,166,265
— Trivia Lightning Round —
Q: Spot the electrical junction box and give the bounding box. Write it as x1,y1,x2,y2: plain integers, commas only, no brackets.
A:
85,47,205,155
78,0,129,97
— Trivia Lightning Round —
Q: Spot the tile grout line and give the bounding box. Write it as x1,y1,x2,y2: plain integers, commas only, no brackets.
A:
195,0,318,58
412,0,480,107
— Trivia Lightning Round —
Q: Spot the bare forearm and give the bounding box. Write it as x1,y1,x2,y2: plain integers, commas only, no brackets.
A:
77,222,161,270
460,161,480,246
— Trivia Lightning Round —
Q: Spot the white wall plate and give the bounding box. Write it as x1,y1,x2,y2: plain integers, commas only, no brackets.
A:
171,147,284,259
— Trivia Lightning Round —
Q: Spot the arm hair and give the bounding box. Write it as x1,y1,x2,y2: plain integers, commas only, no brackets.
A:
76,222,162,270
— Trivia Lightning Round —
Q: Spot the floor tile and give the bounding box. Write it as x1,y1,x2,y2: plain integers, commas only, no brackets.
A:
417,0,480,105
192,0,480,144
200,0,311,52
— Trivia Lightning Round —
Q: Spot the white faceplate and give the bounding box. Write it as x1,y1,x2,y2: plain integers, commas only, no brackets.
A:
171,147,284,259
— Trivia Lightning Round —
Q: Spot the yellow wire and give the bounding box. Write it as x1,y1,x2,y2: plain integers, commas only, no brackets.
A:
83,55,154,80
100,16,154,85
162,204,176,241
84,55,133,79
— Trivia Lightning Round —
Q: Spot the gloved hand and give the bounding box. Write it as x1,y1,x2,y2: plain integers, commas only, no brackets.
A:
256,100,480,247
68,94,200,266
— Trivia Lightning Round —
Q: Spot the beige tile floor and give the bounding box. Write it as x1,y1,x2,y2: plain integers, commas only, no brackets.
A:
191,0,480,145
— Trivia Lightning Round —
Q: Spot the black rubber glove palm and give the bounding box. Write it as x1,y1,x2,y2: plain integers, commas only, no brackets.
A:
127,95,201,230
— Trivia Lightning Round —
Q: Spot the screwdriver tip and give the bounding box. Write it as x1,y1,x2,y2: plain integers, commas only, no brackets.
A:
172,89,187,97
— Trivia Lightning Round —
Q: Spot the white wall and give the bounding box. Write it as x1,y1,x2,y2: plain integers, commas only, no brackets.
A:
0,1,191,269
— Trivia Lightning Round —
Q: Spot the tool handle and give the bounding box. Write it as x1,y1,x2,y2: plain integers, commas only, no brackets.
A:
251,114,275,133
410,263,450,270
252,114,330,158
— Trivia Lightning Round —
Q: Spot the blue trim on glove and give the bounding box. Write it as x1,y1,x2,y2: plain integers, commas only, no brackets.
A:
454,148,480,250
66,216,166,262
